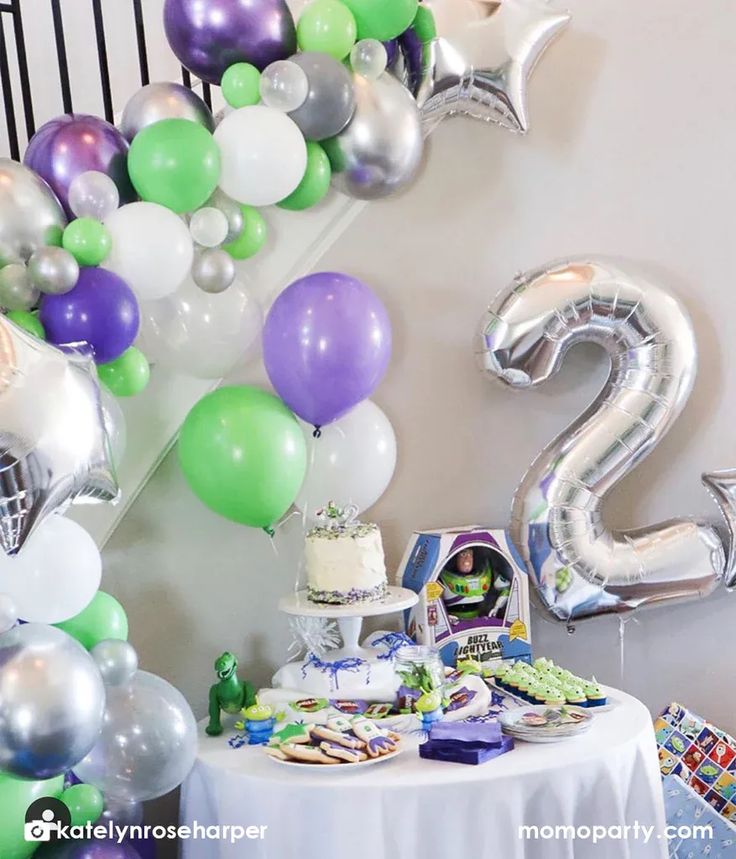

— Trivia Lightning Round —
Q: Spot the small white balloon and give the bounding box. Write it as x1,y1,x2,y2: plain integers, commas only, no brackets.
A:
296,399,397,519
0,517,101,624
260,60,309,112
214,105,308,206
0,263,38,311
69,171,120,221
350,39,388,79
189,207,229,247
0,594,18,634
103,202,194,301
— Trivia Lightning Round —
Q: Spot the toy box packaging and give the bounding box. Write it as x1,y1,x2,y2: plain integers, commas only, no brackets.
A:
400,526,532,668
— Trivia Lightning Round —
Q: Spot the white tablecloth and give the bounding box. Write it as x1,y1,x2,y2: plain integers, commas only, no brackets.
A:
180,687,667,859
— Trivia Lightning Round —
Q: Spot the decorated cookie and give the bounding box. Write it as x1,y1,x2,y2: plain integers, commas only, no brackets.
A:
319,741,367,763
311,725,365,750
293,697,329,714
329,699,367,716
265,746,289,761
364,703,395,720
279,743,339,764
268,723,313,746
352,717,401,757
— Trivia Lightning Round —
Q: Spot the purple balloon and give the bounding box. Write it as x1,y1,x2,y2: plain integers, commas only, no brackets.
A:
40,267,140,364
164,0,296,83
24,114,134,217
263,272,392,428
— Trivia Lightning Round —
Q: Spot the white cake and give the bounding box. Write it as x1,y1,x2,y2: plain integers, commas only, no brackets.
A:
305,521,388,604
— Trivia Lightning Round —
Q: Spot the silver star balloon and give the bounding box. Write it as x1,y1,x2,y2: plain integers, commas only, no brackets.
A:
0,315,119,555
416,0,571,134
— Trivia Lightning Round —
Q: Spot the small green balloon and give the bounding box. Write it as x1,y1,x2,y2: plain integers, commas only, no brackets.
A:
128,118,221,214
62,217,111,267
278,141,331,211
0,772,64,859
178,386,307,530
61,783,104,828
338,0,417,40
55,591,128,650
6,309,45,339
221,62,261,108
98,346,150,397
412,4,436,43
223,205,267,260
297,0,357,60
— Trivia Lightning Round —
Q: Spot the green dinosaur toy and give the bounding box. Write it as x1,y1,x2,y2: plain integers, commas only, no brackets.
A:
206,651,256,737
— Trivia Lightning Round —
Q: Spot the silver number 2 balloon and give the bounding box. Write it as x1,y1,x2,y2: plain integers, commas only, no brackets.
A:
477,257,736,621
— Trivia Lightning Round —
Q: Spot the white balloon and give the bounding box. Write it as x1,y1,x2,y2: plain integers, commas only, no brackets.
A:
100,387,127,469
260,60,309,112
214,105,308,207
189,207,229,248
69,171,119,221
0,517,101,623
103,202,194,300
295,400,397,520
138,277,263,379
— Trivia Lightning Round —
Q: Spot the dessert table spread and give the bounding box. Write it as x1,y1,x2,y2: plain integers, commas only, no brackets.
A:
180,686,668,859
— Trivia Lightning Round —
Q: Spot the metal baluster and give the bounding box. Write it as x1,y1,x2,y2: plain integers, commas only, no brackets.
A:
91,0,113,122
202,82,212,109
0,12,19,159
50,0,73,114
10,0,34,139
131,0,149,87
181,66,192,89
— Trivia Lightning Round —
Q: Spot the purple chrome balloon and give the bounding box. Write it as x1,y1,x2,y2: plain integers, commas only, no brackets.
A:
164,0,296,84
24,114,134,217
40,267,140,364
263,272,392,428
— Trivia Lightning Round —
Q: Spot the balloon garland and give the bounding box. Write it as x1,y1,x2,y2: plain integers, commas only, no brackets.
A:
0,1,569,855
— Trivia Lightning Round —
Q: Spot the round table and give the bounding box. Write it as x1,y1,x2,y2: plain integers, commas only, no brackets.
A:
180,687,668,859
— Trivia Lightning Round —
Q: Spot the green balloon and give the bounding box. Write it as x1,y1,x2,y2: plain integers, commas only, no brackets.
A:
223,205,267,260
0,772,64,859
338,0,418,40
178,386,307,530
221,63,261,108
298,0,357,59
7,310,45,339
128,118,221,214
62,217,111,266
61,784,104,827
412,4,436,43
55,591,128,650
98,346,150,397
278,141,331,211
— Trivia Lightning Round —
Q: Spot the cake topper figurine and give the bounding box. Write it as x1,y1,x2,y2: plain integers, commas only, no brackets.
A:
206,651,256,737
314,501,359,531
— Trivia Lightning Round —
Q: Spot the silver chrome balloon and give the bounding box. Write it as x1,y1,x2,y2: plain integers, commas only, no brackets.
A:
323,72,424,200
702,469,736,588
0,623,105,779
120,81,215,141
206,188,245,243
27,246,79,295
0,262,39,310
477,258,732,621
74,670,198,802
417,0,570,134
91,639,139,686
0,316,119,555
192,247,236,293
288,52,356,141
0,158,66,259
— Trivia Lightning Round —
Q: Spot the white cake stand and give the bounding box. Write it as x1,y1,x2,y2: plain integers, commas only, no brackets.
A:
279,586,418,661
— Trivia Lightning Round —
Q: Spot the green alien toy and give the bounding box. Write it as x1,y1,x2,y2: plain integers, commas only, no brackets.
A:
206,651,256,737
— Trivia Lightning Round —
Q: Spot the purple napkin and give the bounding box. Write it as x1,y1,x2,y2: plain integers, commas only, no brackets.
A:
420,735,514,765
429,720,502,745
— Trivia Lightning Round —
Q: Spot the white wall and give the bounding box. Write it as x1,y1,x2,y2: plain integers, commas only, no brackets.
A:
99,0,736,809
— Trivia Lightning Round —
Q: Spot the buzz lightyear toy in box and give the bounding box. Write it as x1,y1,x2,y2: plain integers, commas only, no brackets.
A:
401,526,531,667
